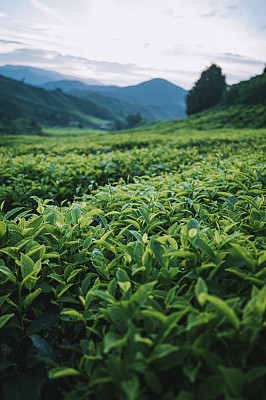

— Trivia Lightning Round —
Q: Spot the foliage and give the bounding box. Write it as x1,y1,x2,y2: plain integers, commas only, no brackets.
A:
0,112,43,135
0,127,265,399
186,64,226,115
0,128,265,212
222,72,266,107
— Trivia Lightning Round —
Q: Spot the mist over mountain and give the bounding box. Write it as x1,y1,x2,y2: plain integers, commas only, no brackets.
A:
0,65,187,121
42,77,188,120
0,65,102,86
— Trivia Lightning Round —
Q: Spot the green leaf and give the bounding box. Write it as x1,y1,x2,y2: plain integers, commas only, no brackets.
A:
130,230,144,243
230,243,255,271
29,334,54,358
144,370,162,395
188,228,198,238
0,221,7,237
49,367,81,379
164,249,197,261
103,332,127,353
24,288,42,309
219,366,245,397
20,253,35,279
92,290,116,303
116,268,130,282
0,266,17,283
195,277,208,306
0,294,10,309
193,237,214,257
205,294,240,329
61,309,84,320
150,238,167,268
176,391,194,400
118,281,131,291
3,207,24,220
121,377,139,400
187,218,199,231
71,207,81,224
0,313,15,329
148,343,178,362
198,374,224,400
125,219,140,230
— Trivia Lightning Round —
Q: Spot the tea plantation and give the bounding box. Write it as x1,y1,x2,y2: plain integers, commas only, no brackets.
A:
0,127,265,400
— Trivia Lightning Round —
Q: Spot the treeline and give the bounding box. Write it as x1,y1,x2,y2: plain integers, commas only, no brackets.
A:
0,111,43,135
186,64,266,115
222,70,266,106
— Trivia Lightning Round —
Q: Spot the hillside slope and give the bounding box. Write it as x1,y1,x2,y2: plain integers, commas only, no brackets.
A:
42,78,188,120
0,75,122,128
222,71,266,106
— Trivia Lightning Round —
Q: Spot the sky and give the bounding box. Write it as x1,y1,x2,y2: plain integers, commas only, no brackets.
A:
0,0,265,89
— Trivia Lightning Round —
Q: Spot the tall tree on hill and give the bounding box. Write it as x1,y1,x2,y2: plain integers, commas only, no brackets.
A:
186,64,226,115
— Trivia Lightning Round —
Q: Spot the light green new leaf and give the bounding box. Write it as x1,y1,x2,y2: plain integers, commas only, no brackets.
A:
49,367,81,379
0,221,7,237
24,288,42,309
61,309,84,320
0,313,15,329
230,243,255,271
118,281,131,291
195,277,208,306
0,265,17,283
205,294,240,329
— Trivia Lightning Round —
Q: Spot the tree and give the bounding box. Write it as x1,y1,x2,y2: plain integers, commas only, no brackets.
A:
186,64,226,115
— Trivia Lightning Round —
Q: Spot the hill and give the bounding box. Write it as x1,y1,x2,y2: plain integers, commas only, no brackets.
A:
40,80,161,120
0,65,101,86
169,70,266,130
0,75,122,129
42,78,188,120
222,71,266,106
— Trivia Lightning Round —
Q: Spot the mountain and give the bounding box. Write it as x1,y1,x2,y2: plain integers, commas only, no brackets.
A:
43,78,188,120
0,65,101,86
0,75,122,129
72,78,188,120
41,80,95,92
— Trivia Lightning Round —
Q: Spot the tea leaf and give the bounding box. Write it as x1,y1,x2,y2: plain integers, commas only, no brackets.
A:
49,367,81,379
0,313,14,329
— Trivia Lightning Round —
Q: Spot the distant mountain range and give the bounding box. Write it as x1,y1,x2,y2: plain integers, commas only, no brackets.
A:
0,65,102,86
0,65,187,121
0,74,122,129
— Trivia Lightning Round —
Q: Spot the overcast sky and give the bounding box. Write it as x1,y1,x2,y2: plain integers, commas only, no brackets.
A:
0,0,265,89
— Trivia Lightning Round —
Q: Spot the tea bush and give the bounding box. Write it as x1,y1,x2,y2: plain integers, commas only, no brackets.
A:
0,128,265,399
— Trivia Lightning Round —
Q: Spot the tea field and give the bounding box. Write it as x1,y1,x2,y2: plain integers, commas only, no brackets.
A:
0,127,266,400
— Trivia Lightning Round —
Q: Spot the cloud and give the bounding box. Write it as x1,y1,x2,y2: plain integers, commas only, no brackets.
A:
28,0,67,23
217,52,265,66
0,12,8,18
201,10,219,18
0,39,26,54
0,39,24,45
0,47,137,75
